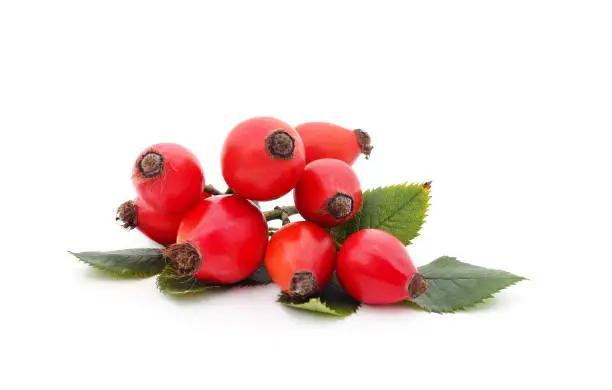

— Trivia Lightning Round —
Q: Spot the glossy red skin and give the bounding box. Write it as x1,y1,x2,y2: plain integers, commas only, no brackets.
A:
296,122,362,165
337,229,418,304
177,195,268,283
221,117,305,201
293,158,362,227
132,197,183,246
265,221,336,294
132,143,205,214
132,191,211,246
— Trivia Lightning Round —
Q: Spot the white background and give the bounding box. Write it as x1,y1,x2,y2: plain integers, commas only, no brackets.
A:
1,1,611,389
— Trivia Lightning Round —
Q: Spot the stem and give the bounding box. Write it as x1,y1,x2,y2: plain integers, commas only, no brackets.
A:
264,206,298,222
203,184,223,196
275,206,291,226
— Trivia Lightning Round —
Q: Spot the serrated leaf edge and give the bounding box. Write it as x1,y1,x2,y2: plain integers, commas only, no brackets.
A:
68,250,164,278
380,182,431,244
410,276,525,314
277,295,353,317
332,182,431,246
406,256,527,313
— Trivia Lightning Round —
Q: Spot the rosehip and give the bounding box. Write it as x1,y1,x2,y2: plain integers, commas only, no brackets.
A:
116,192,212,246
116,197,183,246
132,143,205,214
265,221,336,298
293,158,362,227
295,122,372,165
337,229,429,304
162,195,268,284
221,117,306,201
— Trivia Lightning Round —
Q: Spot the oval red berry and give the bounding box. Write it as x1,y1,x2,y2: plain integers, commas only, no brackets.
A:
132,143,204,214
164,195,268,284
265,221,336,298
337,229,428,304
296,122,372,165
294,158,362,227
221,117,305,201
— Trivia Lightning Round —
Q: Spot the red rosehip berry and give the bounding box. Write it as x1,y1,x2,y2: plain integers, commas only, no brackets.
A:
116,192,212,246
162,195,268,284
221,117,306,201
295,122,372,165
293,158,362,227
132,143,205,214
337,229,429,304
116,197,183,246
265,221,336,298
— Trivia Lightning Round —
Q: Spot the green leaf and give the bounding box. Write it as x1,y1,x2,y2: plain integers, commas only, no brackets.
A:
69,248,166,278
156,262,272,295
277,275,360,317
331,182,430,246
408,256,526,313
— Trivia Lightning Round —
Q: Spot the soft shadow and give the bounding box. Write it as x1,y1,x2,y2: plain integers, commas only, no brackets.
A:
364,303,422,315
161,287,233,305
162,282,278,305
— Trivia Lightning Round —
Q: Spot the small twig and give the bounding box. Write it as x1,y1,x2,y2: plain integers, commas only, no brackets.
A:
264,206,299,222
203,184,223,196
274,206,291,226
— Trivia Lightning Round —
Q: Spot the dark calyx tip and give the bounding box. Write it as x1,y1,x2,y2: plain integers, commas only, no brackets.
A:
406,273,429,299
289,271,319,298
354,129,373,159
266,129,295,159
116,200,137,229
423,181,432,191
161,243,201,276
327,193,354,219
139,151,164,178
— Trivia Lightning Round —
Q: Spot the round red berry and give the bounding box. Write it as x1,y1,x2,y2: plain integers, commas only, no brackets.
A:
293,158,362,227
221,117,305,201
132,143,205,214
265,221,336,298
162,195,268,284
337,229,429,304
295,122,372,165
116,197,183,246
116,192,211,246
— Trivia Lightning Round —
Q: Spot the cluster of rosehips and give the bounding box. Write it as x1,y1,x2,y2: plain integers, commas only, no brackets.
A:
117,117,429,305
